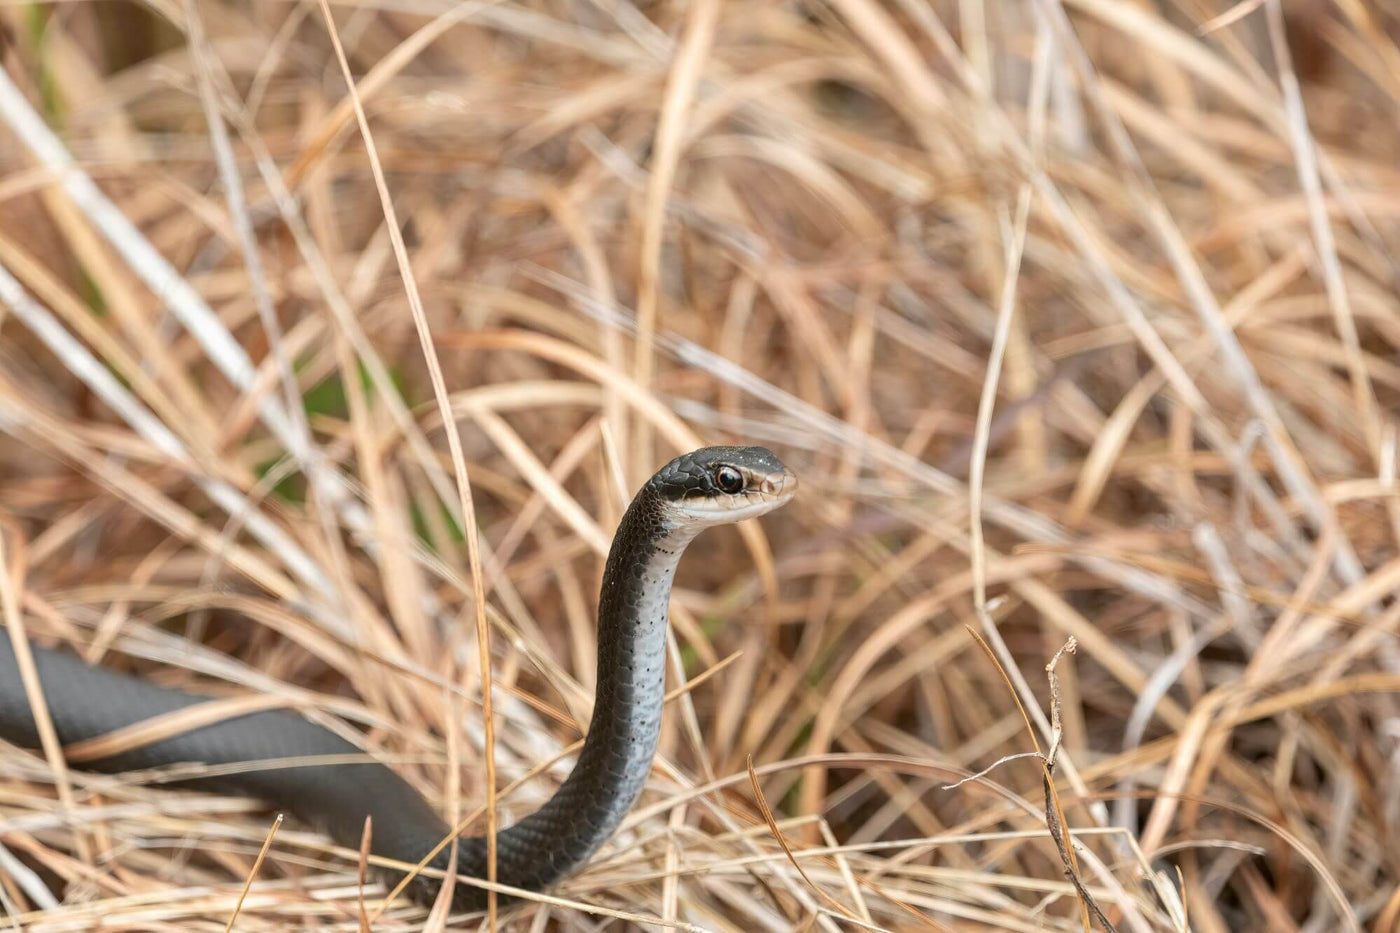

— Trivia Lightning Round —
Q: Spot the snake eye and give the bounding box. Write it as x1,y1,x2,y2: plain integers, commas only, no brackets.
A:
714,465,744,494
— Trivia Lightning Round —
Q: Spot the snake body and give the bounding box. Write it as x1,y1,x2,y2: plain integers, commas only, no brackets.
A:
0,446,795,912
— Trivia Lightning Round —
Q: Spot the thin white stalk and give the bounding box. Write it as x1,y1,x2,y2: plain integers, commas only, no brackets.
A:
0,63,302,457
0,263,339,626
184,0,310,452
0,840,57,912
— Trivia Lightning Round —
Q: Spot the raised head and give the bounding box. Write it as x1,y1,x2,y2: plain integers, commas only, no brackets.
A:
647,446,797,526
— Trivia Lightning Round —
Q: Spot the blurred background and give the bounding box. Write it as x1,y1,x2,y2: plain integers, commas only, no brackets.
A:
1,0,1398,929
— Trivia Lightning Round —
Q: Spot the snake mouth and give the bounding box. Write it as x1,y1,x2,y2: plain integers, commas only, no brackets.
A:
666,468,797,525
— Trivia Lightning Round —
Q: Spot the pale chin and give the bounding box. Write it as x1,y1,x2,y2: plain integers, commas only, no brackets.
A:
663,494,788,527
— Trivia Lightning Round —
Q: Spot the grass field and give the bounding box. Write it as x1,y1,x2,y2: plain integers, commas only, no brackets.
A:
1,0,1399,929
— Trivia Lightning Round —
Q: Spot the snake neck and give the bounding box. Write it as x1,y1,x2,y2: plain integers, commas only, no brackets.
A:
491,485,697,889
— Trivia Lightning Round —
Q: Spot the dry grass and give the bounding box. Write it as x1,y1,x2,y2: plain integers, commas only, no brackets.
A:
0,0,1398,929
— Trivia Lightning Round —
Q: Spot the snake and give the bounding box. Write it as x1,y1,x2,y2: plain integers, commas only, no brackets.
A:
0,446,796,912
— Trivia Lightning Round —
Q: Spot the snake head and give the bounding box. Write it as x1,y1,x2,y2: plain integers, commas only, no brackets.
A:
650,446,797,526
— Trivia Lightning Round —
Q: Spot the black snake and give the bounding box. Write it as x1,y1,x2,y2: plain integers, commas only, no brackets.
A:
0,446,796,912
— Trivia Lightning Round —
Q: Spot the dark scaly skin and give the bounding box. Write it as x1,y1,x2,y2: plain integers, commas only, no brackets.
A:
0,446,795,913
